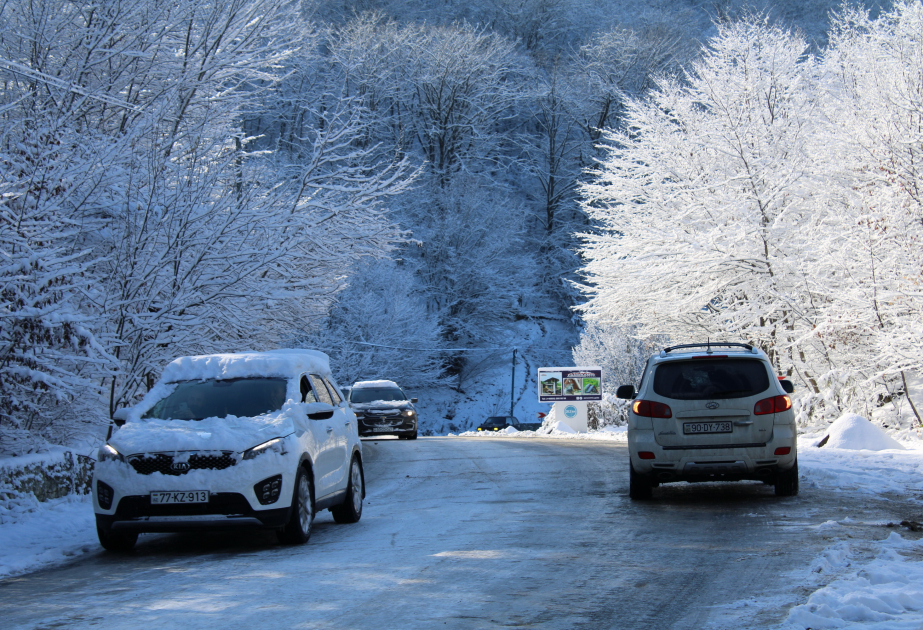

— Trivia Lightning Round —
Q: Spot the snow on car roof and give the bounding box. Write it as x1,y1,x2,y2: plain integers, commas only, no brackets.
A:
160,349,331,383
353,380,400,389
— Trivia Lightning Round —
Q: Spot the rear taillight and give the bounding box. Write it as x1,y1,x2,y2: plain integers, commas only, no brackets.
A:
754,395,792,415
632,400,673,418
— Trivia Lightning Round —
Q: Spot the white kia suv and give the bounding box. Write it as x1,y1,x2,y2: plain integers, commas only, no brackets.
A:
93,349,364,551
616,343,798,499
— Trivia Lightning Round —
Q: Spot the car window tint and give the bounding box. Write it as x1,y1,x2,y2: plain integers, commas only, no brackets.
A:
349,387,405,403
323,378,342,404
300,375,317,403
142,378,287,420
653,359,770,400
309,375,333,405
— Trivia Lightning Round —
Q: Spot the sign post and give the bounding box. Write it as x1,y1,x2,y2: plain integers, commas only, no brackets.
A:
538,366,602,433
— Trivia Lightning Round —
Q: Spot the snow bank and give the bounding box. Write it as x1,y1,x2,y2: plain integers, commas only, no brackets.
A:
821,414,905,451
0,493,97,579
451,423,628,441
785,532,923,630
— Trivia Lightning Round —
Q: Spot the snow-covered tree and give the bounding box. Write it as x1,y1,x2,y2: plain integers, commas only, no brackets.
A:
303,258,444,389
579,17,827,381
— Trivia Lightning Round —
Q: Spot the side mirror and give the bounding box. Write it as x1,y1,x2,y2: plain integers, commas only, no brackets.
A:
410,398,418,404
616,385,636,400
779,379,795,394
303,402,335,421
112,408,129,426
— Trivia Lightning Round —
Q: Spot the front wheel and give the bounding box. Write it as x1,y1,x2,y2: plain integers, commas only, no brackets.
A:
96,520,138,552
331,456,364,524
278,468,314,544
774,460,799,496
629,463,653,500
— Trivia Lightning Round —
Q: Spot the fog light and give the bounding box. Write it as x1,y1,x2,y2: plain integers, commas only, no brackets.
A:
774,447,791,456
254,475,283,505
638,452,655,460
97,480,114,510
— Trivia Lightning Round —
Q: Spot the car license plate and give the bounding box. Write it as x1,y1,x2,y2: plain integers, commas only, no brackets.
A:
683,422,733,435
150,490,209,504
372,427,391,432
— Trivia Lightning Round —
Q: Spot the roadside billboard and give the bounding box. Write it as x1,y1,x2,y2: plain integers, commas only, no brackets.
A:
538,366,602,402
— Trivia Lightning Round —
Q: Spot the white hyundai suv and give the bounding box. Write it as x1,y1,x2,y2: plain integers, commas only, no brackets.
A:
616,343,798,500
93,349,364,551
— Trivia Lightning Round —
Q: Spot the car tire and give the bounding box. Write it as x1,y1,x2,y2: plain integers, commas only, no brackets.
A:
278,468,314,544
629,463,653,500
331,456,364,524
96,520,138,552
774,460,799,497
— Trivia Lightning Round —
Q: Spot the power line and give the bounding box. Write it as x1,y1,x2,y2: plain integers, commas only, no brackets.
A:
348,342,573,354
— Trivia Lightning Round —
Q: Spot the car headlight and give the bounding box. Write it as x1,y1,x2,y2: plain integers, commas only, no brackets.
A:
402,409,416,417
97,444,125,463
242,438,287,460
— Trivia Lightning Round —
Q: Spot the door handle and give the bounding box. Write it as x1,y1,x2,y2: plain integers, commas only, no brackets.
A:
326,426,334,433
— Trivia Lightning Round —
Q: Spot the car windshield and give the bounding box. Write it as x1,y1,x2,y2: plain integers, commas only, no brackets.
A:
349,387,405,404
141,377,288,420
652,359,770,400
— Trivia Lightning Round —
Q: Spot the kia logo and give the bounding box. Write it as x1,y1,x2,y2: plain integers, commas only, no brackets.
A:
171,462,190,472
706,402,719,409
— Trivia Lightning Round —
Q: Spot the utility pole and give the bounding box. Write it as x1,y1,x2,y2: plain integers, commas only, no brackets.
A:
510,348,517,418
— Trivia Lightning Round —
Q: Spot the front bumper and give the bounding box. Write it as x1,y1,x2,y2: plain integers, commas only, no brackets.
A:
93,449,297,532
357,416,417,437
96,493,290,533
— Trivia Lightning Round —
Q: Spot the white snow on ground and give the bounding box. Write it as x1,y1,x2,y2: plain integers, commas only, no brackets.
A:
783,532,923,630
2,414,923,628
453,416,923,629
0,493,96,579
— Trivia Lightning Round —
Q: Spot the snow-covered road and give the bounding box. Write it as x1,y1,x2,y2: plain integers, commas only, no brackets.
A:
0,437,919,629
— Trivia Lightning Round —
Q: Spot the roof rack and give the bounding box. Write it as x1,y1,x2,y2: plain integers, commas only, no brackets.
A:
659,342,756,358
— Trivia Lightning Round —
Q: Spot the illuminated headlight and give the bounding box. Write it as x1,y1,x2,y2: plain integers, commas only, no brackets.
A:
402,409,416,417
242,438,287,460
477,428,483,431
97,444,125,463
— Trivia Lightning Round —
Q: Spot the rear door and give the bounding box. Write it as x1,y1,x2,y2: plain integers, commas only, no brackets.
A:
309,374,348,493
648,358,775,447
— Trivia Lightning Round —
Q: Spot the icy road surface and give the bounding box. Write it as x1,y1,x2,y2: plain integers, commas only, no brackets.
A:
0,437,918,629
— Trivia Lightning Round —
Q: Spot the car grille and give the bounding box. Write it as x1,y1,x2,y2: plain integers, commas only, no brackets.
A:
127,452,237,476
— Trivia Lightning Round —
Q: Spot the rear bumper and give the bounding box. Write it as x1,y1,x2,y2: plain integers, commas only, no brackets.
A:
629,425,797,484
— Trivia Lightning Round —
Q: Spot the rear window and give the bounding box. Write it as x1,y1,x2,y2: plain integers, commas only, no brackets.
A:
652,359,770,400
